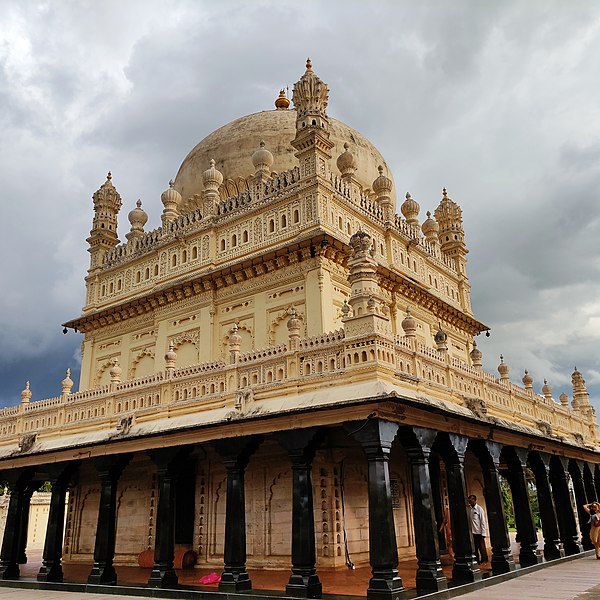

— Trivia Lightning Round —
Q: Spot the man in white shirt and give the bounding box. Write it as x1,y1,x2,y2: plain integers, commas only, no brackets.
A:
468,494,488,564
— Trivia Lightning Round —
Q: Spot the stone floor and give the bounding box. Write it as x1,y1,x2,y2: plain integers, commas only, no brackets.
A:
0,555,599,600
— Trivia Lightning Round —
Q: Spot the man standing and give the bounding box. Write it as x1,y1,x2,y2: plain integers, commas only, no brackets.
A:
468,494,488,564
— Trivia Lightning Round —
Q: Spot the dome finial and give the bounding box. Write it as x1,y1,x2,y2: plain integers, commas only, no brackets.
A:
107,171,112,181
306,57,312,70
275,89,290,110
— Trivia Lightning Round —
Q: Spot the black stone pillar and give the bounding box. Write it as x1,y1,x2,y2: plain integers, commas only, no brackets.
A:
37,463,78,582
276,428,322,598
16,483,35,565
398,427,447,594
528,453,563,561
505,448,541,566
0,469,34,580
443,434,480,583
549,456,582,555
583,463,597,504
472,441,515,575
594,465,600,504
147,447,192,589
348,418,404,600
87,454,131,585
569,460,592,551
213,437,261,593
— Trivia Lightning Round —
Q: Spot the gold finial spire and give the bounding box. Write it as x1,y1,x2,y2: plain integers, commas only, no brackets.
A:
275,89,290,109
306,57,312,70
107,171,112,181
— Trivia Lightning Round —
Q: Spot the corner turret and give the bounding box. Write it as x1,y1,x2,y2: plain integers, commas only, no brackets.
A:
87,172,122,274
291,59,334,181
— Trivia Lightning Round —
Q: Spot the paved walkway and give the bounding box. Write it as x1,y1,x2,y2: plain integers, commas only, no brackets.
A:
0,555,598,599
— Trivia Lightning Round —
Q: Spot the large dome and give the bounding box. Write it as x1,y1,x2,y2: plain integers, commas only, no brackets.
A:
174,108,395,205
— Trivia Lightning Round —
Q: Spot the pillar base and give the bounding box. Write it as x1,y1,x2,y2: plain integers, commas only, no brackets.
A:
490,548,516,575
37,563,63,583
87,564,117,586
286,573,322,598
219,570,252,592
148,563,178,589
415,560,447,593
366,573,404,600
543,542,564,561
0,562,19,580
563,540,583,556
451,557,481,583
518,548,543,567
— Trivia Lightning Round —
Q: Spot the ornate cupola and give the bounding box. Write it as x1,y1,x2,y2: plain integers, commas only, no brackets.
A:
571,367,593,413
126,199,148,242
161,180,181,225
337,142,357,184
401,192,421,231
201,158,223,218
421,211,440,245
372,166,393,222
87,172,122,273
291,59,334,181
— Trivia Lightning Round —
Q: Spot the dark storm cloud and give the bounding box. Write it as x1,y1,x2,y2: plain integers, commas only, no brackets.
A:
1,0,599,411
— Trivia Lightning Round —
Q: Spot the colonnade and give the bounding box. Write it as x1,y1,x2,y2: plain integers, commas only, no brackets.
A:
0,418,597,599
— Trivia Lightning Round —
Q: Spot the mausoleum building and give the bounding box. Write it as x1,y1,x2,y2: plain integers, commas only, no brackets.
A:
0,60,599,599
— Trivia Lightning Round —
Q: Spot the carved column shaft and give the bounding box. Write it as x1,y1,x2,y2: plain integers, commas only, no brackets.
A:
213,437,260,593
38,463,78,583
348,419,404,600
276,428,322,599
475,441,515,575
505,449,540,567
88,454,131,585
569,460,593,551
0,469,34,580
445,434,480,583
530,453,563,561
549,456,582,555
403,427,447,594
148,447,191,589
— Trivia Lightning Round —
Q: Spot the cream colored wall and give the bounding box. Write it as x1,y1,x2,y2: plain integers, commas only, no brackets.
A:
0,491,67,552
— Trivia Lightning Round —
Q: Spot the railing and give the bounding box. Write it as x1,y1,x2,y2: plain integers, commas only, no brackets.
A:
1,330,595,450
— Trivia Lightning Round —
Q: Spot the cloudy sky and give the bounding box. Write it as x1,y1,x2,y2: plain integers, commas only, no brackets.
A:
0,0,599,412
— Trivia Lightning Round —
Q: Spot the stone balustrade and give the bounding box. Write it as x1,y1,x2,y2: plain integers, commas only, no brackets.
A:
1,330,595,454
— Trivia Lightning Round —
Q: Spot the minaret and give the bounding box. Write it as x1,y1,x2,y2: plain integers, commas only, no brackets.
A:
87,172,122,274
434,188,467,272
291,58,334,181
434,187,472,314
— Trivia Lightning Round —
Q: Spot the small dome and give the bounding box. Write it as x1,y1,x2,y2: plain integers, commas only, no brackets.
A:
401,192,420,225
128,199,148,229
274,89,290,110
498,355,510,379
372,165,392,195
337,142,357,176
559,392,569,407
434,326,447,344
470,340,482,362
21,381,32,403
228,323,242,347
434,187,462,223
251,140,274,173
402,308,417,336
421,211,439,238
109,358,122,380
161,179,182,208
61,368,74,394
522,370,534,388
542,379,552,398
287,307,301,332
165,342,177,363
202,158,223,188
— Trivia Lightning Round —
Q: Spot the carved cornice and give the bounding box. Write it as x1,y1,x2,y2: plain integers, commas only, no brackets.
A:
64,233,346,334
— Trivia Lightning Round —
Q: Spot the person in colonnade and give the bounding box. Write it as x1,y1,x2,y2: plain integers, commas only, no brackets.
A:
583,502,600,559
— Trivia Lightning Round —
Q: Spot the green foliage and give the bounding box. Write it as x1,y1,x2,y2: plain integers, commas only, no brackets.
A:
499,475,515,528
37,481,52,492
